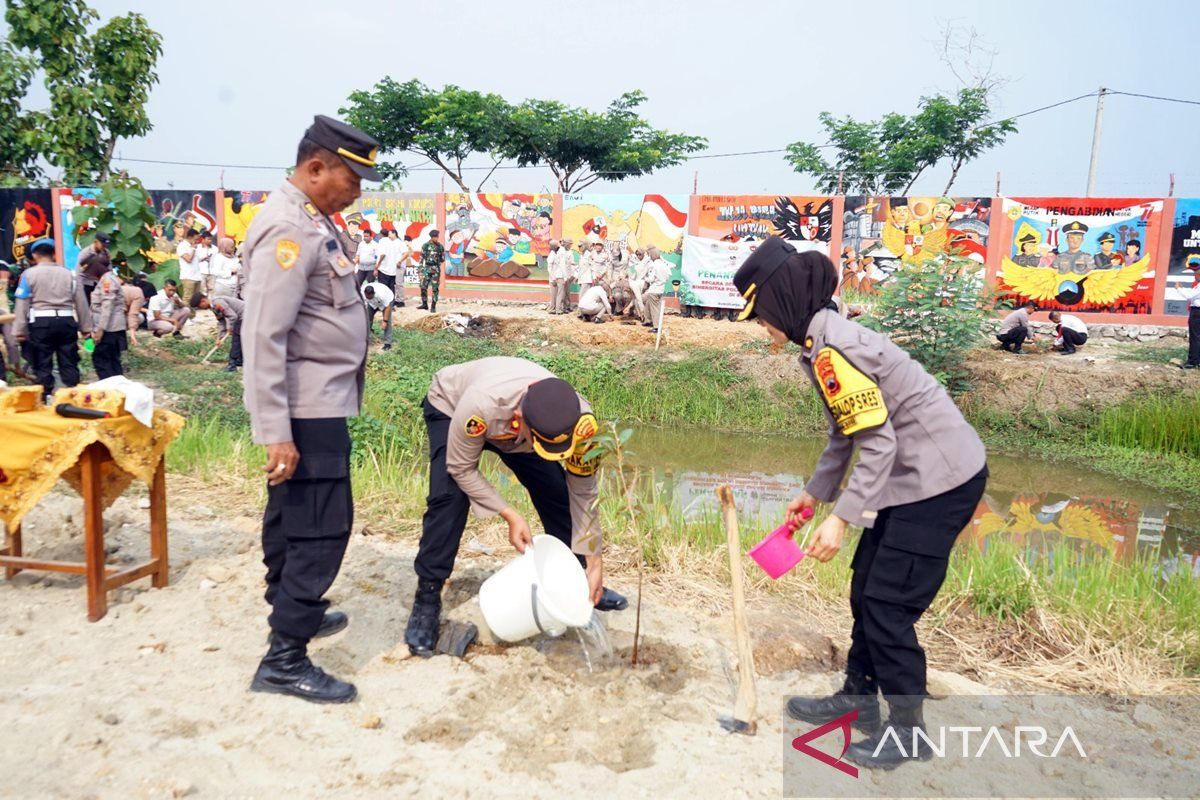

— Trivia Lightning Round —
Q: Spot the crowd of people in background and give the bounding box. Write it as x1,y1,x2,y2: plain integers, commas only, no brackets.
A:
4,221,1198,394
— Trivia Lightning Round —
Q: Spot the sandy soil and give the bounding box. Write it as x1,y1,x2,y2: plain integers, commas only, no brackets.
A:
0,487,860,799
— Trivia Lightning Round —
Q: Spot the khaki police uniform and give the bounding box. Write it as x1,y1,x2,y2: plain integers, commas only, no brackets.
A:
799,308,987,698
13,260,92,396
212,295,245,370
416,356,603,583
242,178,368,640
89,270,127,379
641,256,672,329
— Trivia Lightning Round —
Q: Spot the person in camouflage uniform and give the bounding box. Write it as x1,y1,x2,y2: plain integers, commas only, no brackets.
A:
419,230,445,312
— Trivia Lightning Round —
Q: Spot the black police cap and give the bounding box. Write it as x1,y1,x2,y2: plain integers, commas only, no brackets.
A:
522,378,582,460
732,236,796,322
303,114,382,182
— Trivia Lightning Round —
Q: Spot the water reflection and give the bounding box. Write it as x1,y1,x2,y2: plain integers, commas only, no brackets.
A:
628,427,1199,577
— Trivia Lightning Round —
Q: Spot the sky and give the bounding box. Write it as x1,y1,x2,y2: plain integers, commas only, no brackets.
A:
8,0,1200,197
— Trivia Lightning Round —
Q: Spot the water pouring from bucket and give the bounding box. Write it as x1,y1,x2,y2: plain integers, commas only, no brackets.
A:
748,507,815,579
479,535,595,643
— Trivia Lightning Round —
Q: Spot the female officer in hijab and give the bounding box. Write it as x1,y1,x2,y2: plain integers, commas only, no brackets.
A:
733,237,988,770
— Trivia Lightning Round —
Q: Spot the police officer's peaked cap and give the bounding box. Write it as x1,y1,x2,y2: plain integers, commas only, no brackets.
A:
1097,231,1116,243
889,197,908,208
29,237,55,255
1062,220,1089,235
94,232,112,245
732,236,796,322
303,115,382,182
1018,231,1038,245
523,378,583,460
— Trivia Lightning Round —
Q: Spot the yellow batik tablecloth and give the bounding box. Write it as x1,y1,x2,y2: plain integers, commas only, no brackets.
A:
0,403,185,531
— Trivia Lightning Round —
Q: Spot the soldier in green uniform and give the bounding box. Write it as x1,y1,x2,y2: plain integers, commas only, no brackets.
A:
418,230,445,312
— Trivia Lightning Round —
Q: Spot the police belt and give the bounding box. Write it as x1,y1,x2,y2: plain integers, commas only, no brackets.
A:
29,309,77,320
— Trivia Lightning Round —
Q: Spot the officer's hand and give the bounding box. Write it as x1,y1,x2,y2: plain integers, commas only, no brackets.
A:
585,554,604,606
92,331,103,344
806,515,847,563
263,442,300,486
786,491,818,526
16,334,26,344
501,507,533,553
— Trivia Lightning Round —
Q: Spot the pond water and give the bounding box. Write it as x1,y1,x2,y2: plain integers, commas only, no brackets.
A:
625,427,1200,579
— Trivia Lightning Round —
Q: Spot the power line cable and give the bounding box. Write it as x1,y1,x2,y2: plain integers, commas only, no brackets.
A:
109,89,1188,177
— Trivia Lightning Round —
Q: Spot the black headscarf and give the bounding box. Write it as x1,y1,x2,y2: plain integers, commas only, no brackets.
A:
733,237,838,345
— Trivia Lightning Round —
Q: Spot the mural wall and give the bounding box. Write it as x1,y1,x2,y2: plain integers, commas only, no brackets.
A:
996,197,1161,314
0,188,54,264
840,196,992,296
1166,198,1200,315
694,194,833,251
562,193,688,255
221,190,269,245
443,192,555,281
332,192,436,285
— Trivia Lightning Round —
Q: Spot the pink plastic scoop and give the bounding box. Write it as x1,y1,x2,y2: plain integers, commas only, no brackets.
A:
748,507,815,580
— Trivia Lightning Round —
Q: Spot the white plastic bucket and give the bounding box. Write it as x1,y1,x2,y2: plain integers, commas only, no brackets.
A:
479,535,593,643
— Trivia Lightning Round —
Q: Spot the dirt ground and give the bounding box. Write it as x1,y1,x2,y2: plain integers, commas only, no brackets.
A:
3,488,1195,798
391,299,1195,413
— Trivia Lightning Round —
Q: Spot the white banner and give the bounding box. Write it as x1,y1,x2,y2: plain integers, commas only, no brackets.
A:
681,235,826,309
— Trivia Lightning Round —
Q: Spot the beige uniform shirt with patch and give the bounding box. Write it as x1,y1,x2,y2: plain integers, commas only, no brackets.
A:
242,181,368,445
12,263,93,339
427,356,603,556
90,271,126,334
801,309,987,528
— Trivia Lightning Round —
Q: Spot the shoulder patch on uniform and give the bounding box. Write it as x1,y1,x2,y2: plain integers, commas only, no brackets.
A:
464,416,488,437
812,346,888,436
275,239,300,270
14,274,31,299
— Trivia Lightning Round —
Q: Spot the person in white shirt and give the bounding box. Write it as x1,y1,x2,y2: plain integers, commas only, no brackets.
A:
575,240,607,315
1048,311,1088,355
195,231,218,296
578,282,612,323
175,230,202,304
546,239,571,315
1178,258,1200,369
355,230,379,288
147,279,192,337
210,237,241,298
629,248,649,319
374,228,406,307
362,280,395,350
641,246,673,332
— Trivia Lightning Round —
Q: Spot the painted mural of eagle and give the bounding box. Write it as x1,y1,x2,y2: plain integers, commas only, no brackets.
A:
773,197,833,243
1000,256,1148,307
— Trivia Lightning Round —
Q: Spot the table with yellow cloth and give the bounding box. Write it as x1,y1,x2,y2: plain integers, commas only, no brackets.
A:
0,396,185,621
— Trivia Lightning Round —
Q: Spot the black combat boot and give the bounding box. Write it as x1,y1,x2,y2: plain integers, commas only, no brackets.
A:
429,300,437,313
314,610,348,638
846,699,932,770
405,578,443,658
250,632,357,704
786,671,882,734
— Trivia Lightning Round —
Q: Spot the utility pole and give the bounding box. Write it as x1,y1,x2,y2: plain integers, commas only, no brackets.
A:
693,170,698,194
1085,87,1107,197
1169,173,1176,197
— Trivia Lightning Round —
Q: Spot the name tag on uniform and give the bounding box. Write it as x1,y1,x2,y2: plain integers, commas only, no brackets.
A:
813,347,888,436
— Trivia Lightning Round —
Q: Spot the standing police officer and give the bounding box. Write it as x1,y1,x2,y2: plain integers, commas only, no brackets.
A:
242,115,378,704
13,238,92,399
733,238,988,770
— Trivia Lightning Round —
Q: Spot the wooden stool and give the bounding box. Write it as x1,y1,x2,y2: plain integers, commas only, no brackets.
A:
0,442,169,621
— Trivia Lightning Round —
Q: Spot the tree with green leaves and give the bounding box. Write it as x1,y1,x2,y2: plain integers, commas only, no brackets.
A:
859,251,992,390
2,0,163,184
497,91,707,193
70,171,156,275
341,78,511,192
784,88,1016,196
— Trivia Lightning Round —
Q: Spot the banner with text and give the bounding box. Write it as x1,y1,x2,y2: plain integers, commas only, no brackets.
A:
680,235,759,309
